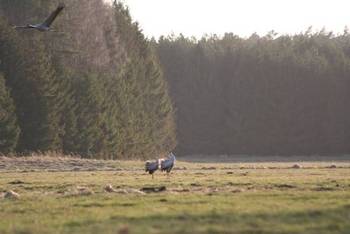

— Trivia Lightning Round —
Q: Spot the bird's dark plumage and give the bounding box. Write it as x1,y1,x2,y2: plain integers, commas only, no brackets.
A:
145,160,159,175
160,152,176,173
14,3,65,31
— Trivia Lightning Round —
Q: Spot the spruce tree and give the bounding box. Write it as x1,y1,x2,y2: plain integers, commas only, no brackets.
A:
72,73,105,157
0,73,20,153
0,17,61,152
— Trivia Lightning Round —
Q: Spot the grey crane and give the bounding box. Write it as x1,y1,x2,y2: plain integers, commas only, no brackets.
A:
14,3,65,32
145,152,176,179
145,159,160,179
160,152,176,175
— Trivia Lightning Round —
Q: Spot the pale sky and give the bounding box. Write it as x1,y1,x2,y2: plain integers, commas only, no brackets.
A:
115,0,350,39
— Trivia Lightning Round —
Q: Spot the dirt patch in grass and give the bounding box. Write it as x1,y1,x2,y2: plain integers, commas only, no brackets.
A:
8,180,27,185
64,186,94,197
105,186,145,195
313,187,336,192
201,167,217,170
274,184,297,189
169,187,191,193
141,186,167,193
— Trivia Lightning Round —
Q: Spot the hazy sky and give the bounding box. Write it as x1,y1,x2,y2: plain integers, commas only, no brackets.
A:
116,0,350,39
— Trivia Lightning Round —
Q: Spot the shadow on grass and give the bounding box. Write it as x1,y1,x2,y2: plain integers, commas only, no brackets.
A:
62,204,350,234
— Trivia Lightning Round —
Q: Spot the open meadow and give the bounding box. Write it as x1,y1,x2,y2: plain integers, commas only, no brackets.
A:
0,156,350,234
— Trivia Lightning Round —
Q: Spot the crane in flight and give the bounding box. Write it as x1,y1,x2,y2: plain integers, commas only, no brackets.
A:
14,3,65,32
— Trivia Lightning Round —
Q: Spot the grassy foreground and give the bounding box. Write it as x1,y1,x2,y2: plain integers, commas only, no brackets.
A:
0,156,350,234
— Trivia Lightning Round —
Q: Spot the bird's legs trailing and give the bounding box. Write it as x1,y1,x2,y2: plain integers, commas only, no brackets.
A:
49,29,65,34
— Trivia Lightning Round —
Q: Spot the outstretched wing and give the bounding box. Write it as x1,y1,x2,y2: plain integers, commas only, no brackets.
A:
42,3,65,27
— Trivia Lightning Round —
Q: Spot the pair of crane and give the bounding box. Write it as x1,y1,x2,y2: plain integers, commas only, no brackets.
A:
145,152,176,179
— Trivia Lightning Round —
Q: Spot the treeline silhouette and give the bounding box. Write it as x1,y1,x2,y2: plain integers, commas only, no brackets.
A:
0,0,176,159
156,31,350,156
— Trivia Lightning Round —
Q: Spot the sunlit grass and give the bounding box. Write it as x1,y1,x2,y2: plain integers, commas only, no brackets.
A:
0,157,349,234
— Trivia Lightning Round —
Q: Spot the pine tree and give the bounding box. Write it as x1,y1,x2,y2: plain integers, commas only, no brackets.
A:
0,73,20,153
0,16,61,152
72,73,106,157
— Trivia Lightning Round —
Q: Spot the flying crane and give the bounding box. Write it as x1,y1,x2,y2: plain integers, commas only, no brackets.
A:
14,3,65,32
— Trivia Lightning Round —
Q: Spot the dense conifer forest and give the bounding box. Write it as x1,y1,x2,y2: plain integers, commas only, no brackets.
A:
156,32,350,155
0,1,349,158
0,0,176,159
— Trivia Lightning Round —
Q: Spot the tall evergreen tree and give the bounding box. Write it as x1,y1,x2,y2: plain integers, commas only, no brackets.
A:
71,73,106,158
0,73,20,153
0,16,61,152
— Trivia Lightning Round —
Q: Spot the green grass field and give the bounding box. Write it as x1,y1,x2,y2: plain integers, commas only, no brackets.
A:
0,156,350,234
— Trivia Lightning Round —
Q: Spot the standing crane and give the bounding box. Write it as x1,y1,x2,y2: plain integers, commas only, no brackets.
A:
14,3,65,32
145,159,160,179
160,152,176,175
145,152,176,179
